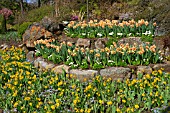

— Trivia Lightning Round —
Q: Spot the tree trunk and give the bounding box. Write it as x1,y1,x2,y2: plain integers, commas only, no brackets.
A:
38,0,41,7
20,0,24,16
1,15,7,33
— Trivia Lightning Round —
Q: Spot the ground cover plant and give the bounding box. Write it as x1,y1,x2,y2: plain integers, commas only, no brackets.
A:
34,39,163,69
64,19,156,40
0,47,169,113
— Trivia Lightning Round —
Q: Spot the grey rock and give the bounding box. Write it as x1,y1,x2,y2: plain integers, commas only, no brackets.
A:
100,67,131,81
34,57,44,68
76,38,90,48
153,63,170,73
165,47,170,57
39,61,48,70
26,51,35,63
118,37,142,46
40,16,60,32
45,63,55,70
52,64,70,74
95,38,108,49
137,66,152,75
69,69,99,81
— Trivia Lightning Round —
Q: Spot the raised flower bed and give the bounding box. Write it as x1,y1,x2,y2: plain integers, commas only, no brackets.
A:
65,19,156,39
0,47,170,113
34,38,163,70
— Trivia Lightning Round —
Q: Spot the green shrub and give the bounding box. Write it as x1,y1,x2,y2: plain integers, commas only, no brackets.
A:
25,5,54,22
18,22,32,38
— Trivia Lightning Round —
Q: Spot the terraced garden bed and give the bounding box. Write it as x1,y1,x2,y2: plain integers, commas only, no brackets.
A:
0,46,170,113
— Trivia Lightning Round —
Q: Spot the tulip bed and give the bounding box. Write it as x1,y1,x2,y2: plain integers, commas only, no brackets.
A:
0,47,170,113
35,39,163,69
65,19,156,40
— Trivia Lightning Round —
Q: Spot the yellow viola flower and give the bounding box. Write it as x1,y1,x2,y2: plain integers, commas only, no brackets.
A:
107,101,112,106
99,100,104,104
135,104,139,109
116,108,121,112
13,102,18,108
24,97,31,101
122,99,126,103
126,107,131,112
142,93,145,97
29,103,32,106
55,103,60,107
131,108,134,112
51,105,55,110
80,109,84,113
158,69,163,75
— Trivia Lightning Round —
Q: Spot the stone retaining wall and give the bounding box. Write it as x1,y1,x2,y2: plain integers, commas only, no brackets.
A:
28,52,170,82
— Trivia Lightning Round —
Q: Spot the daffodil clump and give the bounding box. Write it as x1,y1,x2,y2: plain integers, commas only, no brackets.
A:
35,39,163,69
0,47,170,113
65,19,156,39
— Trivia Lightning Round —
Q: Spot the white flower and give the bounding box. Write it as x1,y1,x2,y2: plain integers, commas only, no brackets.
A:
82,33,86,36
142,32,147,35
117,33,123,36
69,62,74,65
109,32,114,36
143,31,151,35
62,21,69,24
48,55,52,59
108,60,114,63
64,28,68,31
146,30,151,35
97,33,102,37
159,56,163,60
128,33,132,36
35,50,40,53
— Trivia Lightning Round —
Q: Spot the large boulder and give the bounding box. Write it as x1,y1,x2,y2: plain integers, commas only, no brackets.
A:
137,66,152,75
95,38,108,49
69,69,99,82
76,38,90,48
52,64,70,74
118,37,143,46
153,35,170,57
26,51,35,63
22,22,53,48
100,67,131,81
40,16,65,35
153,63,170,73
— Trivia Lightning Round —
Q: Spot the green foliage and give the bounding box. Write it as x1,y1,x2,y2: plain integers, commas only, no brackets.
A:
0,31,18,41
106,38,119,47
17,22,32,38
25,5,54,22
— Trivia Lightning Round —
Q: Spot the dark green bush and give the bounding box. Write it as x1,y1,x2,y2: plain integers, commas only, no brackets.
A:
17,22,32,38
0,14,6,34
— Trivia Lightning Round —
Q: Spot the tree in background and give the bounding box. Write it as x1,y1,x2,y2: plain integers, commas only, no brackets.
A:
0,8,13,33
20,0,24,16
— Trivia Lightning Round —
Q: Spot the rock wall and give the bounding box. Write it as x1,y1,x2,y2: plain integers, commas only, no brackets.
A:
27,53,170,82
